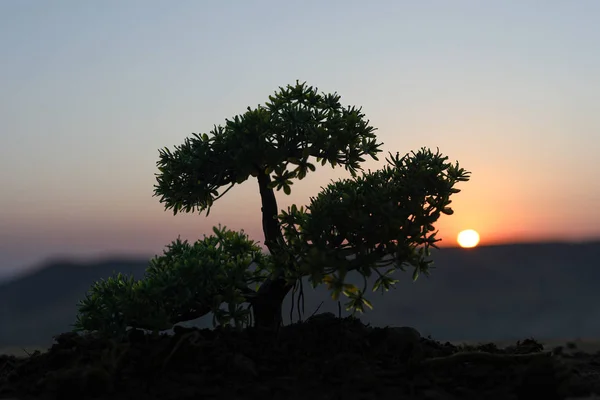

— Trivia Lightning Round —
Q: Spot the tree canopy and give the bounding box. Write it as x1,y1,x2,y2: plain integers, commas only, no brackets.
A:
154,81,381,216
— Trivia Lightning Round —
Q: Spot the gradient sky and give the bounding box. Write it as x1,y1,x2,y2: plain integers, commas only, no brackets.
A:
1,0,599,279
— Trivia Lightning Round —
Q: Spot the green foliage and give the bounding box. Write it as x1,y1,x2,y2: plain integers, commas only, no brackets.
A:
153,80,381,216
73,226,274,337
277,147,470,312
73,81,471,338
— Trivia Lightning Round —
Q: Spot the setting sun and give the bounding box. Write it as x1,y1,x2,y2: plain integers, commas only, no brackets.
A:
457,229,480,248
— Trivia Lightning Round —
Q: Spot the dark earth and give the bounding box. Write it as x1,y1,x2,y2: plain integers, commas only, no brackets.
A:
1,313,599,400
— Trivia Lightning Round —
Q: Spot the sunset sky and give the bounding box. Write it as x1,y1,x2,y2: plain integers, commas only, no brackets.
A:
1,1,599,279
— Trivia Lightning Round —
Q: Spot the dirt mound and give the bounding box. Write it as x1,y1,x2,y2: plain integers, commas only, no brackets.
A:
1,313,599,399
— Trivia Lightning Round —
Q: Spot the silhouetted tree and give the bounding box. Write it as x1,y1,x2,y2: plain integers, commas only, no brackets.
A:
73,81,470,337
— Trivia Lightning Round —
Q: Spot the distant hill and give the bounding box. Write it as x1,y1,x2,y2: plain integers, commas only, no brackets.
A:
1,242,599,348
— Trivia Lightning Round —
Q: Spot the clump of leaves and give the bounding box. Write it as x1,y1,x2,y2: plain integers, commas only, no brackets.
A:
73,226,273,337
73,81,470,339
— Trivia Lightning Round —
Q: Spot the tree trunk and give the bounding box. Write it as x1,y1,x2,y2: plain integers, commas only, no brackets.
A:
251,274,294,329
253,170,295,329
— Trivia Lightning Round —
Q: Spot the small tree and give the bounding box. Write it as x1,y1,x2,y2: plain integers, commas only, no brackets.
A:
73,81,470,338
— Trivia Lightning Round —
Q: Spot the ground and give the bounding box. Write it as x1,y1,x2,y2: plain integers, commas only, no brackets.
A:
1,313,599,399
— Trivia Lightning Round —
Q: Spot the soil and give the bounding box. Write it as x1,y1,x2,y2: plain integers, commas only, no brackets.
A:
1,313,599,400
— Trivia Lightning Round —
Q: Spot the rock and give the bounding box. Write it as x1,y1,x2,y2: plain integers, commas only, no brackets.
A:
232,353,258,378
388,326,421,343
306,312,337,323
383,326,422,356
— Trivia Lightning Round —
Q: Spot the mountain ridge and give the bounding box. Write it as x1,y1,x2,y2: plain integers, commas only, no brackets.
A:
1,241,599,348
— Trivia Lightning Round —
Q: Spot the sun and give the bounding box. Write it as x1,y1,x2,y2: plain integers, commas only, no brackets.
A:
457,229,480,248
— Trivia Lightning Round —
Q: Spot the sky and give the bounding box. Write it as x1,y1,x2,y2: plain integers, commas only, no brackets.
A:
1,0,599,279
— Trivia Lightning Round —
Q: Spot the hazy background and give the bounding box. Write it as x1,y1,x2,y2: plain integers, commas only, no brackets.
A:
1,0,599,282
2,242,600,349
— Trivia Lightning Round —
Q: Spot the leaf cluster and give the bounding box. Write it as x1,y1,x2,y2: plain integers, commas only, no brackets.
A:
73,226,275,337
276,147,470,313
153,81,382,216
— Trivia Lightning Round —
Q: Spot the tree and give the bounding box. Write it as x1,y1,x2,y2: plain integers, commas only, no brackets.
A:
72,81,470,338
